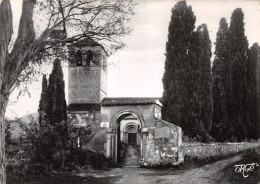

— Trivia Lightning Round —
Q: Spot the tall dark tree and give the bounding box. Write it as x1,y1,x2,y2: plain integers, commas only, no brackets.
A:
196,24,213,134
48,59,67,136
231,53,247,140
162,1,209,140
247,43,259,139
229,8,249,141
211,18,233,141
257,44,260,139
36,59,67,167
38,74,49,127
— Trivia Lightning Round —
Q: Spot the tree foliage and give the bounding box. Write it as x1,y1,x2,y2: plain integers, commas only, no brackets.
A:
162,1,212,141
229,8,249,141
162,0,196,133
247,43,259,139
37,59,67,168
212,9,259,142
196,24,213,134
231,53,247,141
38,74,49,127
211,18,233,141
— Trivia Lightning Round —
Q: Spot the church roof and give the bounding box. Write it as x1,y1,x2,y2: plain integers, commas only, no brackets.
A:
70,37,101,47
69,37,108,56
101,97,162,106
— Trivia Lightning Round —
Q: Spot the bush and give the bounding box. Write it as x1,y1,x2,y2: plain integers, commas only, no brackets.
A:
6,145,51,183
66,148,108,170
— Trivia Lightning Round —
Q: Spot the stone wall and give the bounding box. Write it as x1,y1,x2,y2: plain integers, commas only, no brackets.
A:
69,67,101,104
68,45,107,105
140,121,183,166
182,142,260,159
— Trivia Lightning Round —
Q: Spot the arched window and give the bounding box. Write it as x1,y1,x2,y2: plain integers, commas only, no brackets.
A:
86,50,93,66
76,50,82,66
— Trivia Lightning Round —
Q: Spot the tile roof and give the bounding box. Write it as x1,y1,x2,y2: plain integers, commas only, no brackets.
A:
68,37,108,56
101,97,161,106
70,37,101,47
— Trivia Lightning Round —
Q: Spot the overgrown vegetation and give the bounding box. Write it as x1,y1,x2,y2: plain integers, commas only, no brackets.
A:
6,60,109,183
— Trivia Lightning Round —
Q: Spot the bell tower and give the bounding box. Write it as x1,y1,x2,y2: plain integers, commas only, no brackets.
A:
68,38,108,111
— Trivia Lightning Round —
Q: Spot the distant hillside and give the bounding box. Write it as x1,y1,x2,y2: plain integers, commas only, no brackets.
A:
6,112,38,141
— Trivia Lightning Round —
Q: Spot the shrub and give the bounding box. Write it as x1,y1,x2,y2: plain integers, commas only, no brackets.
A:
66,148,108,170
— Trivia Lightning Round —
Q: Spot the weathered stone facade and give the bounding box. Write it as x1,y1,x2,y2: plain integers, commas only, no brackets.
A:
68,39,107,105
141,120,183,166
67,38,107,149
68,38,183,166
100,99,183,166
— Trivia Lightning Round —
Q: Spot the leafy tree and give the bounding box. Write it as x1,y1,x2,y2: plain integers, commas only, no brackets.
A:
162,1,196,134
229,8,249,141
0,0,135,182
211,18,233,141
4,120,12,146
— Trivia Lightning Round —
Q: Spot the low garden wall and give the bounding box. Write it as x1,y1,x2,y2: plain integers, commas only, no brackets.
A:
182,141,260,159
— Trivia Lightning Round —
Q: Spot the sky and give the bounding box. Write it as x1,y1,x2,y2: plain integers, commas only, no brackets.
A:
5,0,260,119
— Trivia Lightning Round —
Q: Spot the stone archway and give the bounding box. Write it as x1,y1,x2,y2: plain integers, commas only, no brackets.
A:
123,123,140,145
107,108,145,164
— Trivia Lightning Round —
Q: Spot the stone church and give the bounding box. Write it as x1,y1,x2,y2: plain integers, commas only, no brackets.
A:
67,38,183,166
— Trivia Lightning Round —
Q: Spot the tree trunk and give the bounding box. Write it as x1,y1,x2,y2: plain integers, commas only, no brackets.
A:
0,0,13,183
0,96,8,184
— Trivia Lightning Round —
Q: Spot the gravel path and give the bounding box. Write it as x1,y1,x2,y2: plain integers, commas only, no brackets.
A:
110,154,244,184
123,145,140,166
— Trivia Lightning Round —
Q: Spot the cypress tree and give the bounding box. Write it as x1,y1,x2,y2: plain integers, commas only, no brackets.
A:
48,59,67,135
162,1,196,128
231,53,247,140
257,44,260,139
211,18,233,141
48,58,67,167
196,24,213,134
37,59,67,167
38,74,49,127
247,43,259,139
229,8,249,141
162,1,208,139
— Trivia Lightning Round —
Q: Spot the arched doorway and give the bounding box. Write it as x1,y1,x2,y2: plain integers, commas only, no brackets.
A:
109,109,145,165
126,125,137,145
